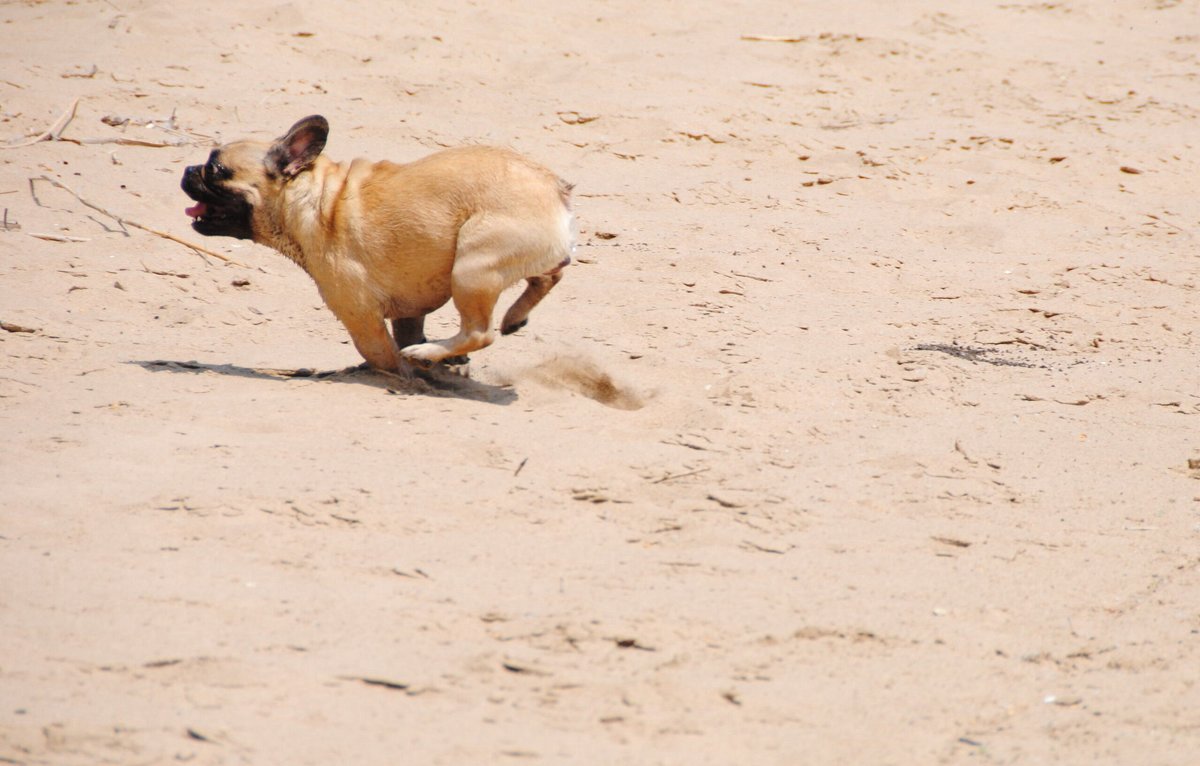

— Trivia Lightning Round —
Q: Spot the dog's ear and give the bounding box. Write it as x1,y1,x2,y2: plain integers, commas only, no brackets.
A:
267,115,329,178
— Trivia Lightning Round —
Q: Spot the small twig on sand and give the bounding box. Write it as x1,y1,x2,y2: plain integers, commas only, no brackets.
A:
1145,213,1189,235
102,112,179,131
1,98,79,149
57,136,196,148
740,34,808,43
652,466,711,484
29,232,89,243
3,100,206,149
28,175,246,267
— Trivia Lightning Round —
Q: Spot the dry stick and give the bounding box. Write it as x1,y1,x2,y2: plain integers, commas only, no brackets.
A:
1145,213,1189,235
1,98,80,149
652,466,712,485
3,98,202,150
59,136,195,148
740,34,807,43
28,175,246,267
29,232,89,243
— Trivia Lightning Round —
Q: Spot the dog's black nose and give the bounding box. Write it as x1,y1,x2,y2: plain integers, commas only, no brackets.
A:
181,166,203,195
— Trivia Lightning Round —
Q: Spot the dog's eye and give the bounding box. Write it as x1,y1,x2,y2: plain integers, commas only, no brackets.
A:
204,151,230,180
205,160,231,181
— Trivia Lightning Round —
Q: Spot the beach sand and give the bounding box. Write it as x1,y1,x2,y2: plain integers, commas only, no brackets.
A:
2,1,1199,763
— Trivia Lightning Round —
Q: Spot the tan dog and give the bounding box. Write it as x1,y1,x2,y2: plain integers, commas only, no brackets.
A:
181,115,573,371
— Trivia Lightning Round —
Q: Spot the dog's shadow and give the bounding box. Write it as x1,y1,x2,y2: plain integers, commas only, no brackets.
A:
133,359,517,405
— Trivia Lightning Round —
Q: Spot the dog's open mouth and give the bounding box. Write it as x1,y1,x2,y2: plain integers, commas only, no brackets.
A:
184,197,252,239
181,167,254,240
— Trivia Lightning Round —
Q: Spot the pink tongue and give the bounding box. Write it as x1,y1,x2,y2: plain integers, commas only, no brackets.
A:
185,202,207,218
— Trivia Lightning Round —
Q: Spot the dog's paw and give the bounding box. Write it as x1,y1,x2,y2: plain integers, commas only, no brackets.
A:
399,343,444,369
500,318,528,336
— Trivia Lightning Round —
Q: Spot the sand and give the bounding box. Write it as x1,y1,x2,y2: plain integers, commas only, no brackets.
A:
2,1,1199,763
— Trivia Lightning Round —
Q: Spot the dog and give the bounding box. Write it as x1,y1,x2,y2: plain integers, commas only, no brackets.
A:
181,115,574,372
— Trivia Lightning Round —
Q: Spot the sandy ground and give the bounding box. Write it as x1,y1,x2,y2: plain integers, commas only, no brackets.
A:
2,1,1199,763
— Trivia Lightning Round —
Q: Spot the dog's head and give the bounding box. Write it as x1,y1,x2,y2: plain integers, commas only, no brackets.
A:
180,115,329,240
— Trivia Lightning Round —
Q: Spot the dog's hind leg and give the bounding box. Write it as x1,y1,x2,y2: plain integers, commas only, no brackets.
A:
500,263,566,336
399,255,502,367
392,315,470,366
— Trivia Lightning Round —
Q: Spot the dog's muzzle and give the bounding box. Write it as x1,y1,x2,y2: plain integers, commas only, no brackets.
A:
180,166,254,240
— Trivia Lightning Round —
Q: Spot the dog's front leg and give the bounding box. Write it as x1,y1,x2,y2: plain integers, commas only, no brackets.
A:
340,312,406,373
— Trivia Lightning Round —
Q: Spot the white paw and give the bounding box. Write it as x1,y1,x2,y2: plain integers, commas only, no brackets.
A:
399,342,446,367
